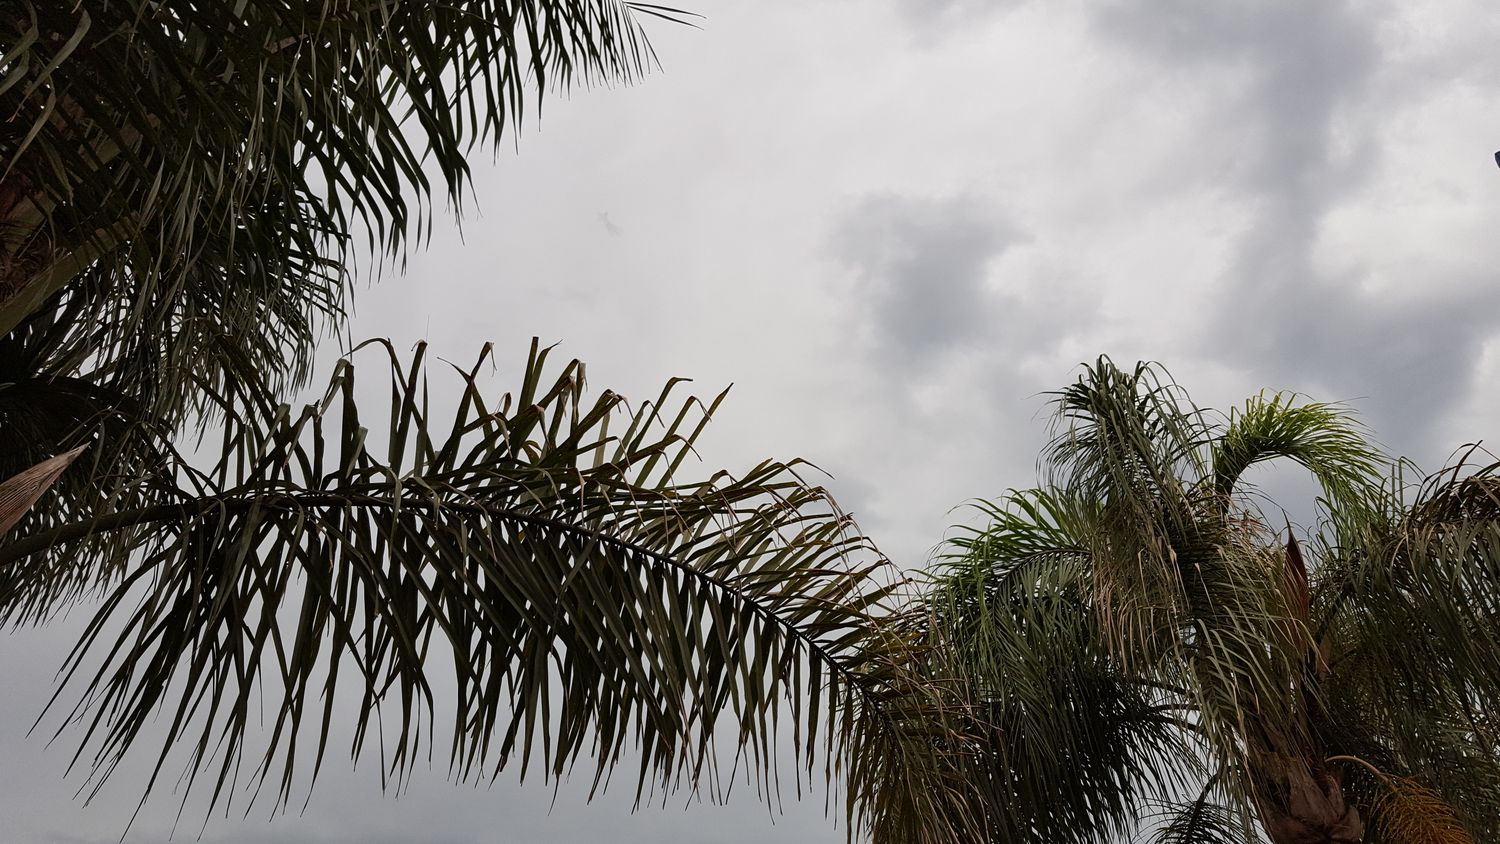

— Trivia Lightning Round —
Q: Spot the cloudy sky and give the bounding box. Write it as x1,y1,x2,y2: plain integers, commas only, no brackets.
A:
6,0,1500,841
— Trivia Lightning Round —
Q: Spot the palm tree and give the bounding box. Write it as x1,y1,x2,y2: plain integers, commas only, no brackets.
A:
0,4,974,840
924,358,1500,843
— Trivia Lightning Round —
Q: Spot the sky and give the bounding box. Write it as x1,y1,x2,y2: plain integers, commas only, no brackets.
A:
5,0,1500,841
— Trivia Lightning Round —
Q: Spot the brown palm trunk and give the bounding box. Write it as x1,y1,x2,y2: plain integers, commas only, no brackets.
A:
1255,757,1364,844
1247,534,1363,843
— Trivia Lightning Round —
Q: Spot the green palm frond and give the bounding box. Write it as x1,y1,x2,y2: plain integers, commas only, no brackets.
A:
1318,458,1500,718
1212,391,1387,530
943,491,1095,571
1407,723,1500,837
1040,360,1208,678
932,490,1093,668
1135,779,1256,844
972,593,1192,844
925,490,1197,843
0,339,972,841
1046,357,1207,512
1,0,691,426
0,287,186,545
1039,363,1311,751
1311,456,1500,840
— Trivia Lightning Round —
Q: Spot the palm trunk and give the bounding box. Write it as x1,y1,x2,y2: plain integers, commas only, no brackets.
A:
1254,757,1363,844
0,93,141,337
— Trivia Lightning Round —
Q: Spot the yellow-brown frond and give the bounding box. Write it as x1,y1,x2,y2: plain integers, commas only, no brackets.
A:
1373,777,1474,844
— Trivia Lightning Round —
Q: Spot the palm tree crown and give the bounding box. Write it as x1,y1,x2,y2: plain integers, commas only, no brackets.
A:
925,358,1498,844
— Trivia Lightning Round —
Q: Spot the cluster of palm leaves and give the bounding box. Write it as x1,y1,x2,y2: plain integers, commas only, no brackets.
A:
2,0,692,483
923,359,1500,843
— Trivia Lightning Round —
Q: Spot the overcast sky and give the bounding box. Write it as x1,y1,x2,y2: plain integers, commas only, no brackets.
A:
6,1,1500,841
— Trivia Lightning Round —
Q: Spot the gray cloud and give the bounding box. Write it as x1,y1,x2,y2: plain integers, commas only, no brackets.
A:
1093,0,1500,460
831,193,1020,371
892,0,1006,33
820,192,1092,562
1234,272,1500,460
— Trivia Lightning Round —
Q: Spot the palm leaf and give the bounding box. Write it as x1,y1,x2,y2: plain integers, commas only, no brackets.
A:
1211,392,1384,508
1370,776,1477,844
0,339,976,842
925,490,1198,843
1313,456,1500,840
1136,780,1256,844
918,358,1433,842
1,0,689,431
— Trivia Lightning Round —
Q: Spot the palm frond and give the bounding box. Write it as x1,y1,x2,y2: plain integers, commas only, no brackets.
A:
918,358,1427,842
0,339,973,841
1312,456,1500,840
0,282,200,544
931,490,1095,669
1319,459,1500,718
1211,391,1387,530
1364,774,1475,844
1330,734,1500,843
1043,362,1311,761
925,490,1196,843
1046,357,1207,512
1,0,675,425
1135,779,1256,844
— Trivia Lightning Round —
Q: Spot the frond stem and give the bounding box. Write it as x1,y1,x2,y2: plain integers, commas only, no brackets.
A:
1325,754,1388,781
0,488,886,703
